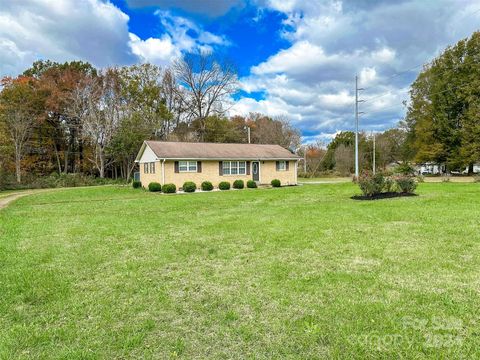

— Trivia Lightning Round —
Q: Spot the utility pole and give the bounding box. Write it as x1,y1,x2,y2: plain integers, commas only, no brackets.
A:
372,132,376,175
355,75,364,179
247,126,251,144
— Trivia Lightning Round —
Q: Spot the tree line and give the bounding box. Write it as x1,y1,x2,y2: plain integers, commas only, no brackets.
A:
0,53,300,184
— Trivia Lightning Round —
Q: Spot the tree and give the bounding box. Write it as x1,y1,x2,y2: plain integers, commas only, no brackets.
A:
405,31,480,171
80,69,122,178
334,144,354,176
248,113,301,149
0,76,46,182
172,52,238,140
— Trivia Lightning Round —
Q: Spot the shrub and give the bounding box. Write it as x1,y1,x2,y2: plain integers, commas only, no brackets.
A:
271,179,281,187
132,180,142,189
383,176,394,193
219,181,230,190
162,183,176,193
416,175,425,183
395,175,417,194
247,180,257,188
233,179,244,189
358,172,385,196
182,181,196,193
148,182,162,192
201,181,213,191
395,163,416,176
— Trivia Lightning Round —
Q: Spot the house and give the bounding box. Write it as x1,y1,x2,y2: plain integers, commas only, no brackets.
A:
135,141,301,189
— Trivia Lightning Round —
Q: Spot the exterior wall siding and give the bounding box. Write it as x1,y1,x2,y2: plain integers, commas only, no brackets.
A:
139,160,297,189
139,161,162,187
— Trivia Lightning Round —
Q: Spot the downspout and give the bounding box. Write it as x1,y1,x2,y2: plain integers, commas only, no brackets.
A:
162,159,166,185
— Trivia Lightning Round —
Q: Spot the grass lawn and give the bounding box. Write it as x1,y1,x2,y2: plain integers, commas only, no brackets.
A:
1,183,480,358
298,177,351,183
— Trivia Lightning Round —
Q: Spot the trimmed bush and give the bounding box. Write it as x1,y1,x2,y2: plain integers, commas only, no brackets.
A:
201,181,213,191
271,179,281,187
358,172,385,196
148,182,162,192
233,179,244,189
247,180,257,188
132,180,142,189
162,183,176,193
219,181,230,190
395,175,417,193
182,181,196,193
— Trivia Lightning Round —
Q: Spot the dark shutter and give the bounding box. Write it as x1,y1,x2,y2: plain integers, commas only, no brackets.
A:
174,161,179,173
197,161,202,173
276,161,279,171
246,161,251,175
219,161,223,176
286,161,289,171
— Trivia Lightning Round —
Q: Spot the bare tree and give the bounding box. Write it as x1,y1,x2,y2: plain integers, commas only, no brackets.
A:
0,77,45,183
334,144,354,176
79,69,122,178
172,52,238,140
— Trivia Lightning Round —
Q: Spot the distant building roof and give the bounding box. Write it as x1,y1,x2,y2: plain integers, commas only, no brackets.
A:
136,141,300,161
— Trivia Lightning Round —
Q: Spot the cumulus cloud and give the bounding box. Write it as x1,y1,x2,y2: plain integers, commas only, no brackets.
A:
232,0,480,140
0,0,136,76
129,11,229,65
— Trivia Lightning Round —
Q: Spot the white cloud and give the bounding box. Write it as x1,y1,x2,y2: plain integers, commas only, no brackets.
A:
128,33,179,65
130,11,229,65
235,0,480,142
0,0,136,76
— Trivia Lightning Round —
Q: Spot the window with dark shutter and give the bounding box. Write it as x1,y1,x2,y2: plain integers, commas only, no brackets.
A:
246,161,250,175
286,161,289,171
197,161,202,173
219,161,223,175
174,161,179,173
276,161,279,171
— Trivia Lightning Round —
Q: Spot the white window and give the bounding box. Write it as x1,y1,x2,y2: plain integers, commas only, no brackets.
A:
149,162,155,174
278,161,287,171
179,161,197,172
144,163,149,174
222,161,247,175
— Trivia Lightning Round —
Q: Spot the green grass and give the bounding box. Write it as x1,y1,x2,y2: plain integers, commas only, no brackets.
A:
1,183,479,358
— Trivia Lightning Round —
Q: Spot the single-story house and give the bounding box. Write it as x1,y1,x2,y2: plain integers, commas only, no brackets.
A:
135,141,301,189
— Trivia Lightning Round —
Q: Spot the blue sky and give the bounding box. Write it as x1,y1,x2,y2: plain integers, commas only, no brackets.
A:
1,0,480,143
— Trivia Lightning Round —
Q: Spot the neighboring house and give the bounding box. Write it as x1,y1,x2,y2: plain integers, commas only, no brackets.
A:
417,162,446,175
135,141,301,189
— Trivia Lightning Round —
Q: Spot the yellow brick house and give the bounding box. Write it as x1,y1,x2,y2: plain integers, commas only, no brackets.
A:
135,141,300,189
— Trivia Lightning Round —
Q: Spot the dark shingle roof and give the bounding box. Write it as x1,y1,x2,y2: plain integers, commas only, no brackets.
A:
141,141,300,160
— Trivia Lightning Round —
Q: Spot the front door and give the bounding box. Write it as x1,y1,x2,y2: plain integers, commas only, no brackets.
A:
252,161,260,182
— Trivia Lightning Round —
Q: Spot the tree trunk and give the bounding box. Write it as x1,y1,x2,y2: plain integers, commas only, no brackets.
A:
14,144,21,183
99,151,105,178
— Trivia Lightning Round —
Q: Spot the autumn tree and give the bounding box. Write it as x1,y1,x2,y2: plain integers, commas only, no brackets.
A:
248,113,300,149
0,76,46,182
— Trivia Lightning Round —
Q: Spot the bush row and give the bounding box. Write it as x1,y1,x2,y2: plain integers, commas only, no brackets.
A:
358,172,417,197
140,178,283,193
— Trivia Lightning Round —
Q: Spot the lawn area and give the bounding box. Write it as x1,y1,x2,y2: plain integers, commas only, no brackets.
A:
298,177,351,183
1,183,480,358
